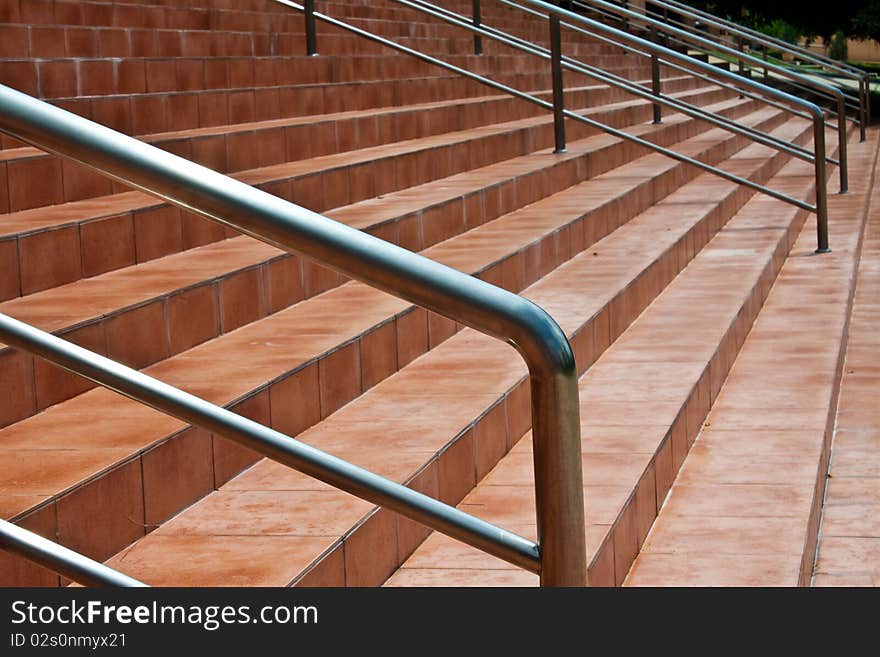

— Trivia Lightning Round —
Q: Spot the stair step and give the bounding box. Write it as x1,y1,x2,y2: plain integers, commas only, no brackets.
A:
0,65,647,152
90,117,812,587
625,129,879,587
383,120,831,587
0,82,732,298
0,74,701,212
0,21,618,59
0,108,792,586
0,100,780,428
4,50,628,100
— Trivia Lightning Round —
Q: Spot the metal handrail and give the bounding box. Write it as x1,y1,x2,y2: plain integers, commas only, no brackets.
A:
439,0,835,166
656,0,871,80
561,0,850,194
0,84,586,586
291,0,832,251
616,0,868,141
584,2,863,126
500,0,840,133
0,519,146,587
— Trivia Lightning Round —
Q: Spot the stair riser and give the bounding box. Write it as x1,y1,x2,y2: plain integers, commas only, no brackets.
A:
0,22,636,60
0,50,648,100
1,0,601,43
5,0,625,53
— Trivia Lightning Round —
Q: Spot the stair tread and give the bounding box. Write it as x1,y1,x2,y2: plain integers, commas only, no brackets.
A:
626,129,879,587
96,118,812,586
385,126,826,587
0,82,718,238
1,97,772,340
2,110,775,518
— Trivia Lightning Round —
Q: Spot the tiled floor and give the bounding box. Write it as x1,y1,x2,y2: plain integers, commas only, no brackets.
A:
813,136,880,586
625,128,880,587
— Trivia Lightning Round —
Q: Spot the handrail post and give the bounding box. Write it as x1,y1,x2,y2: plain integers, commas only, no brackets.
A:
532,371,587,586
472,0,483,55
814,114,831,254
549,14,566,153
837,95,849,193
762,46,769,83
304,0,317,56
859,76,867,142
650,27,661,124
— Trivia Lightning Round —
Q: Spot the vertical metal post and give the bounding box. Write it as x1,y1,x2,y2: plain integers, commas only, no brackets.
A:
836,94,849,193
621,0,629,32
650,28,661,124
858,77,867,142
813,117,830,254
304,0,317,56
737,38,745,98
762,48,769,83
531,354,587,587
549,15,566,154
472,0,483,55
867,75,873,127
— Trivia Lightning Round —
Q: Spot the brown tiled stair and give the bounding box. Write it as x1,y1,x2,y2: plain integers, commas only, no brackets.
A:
0,0,868,587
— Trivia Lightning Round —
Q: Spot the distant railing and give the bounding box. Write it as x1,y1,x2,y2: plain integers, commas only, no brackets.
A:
557,0,851,194
291,0,836,251
581,0,868,142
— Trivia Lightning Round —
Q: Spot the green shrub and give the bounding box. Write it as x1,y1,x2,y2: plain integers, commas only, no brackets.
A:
828,30,849,61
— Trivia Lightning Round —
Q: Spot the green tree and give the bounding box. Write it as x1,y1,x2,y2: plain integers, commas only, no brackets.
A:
679,1,880,43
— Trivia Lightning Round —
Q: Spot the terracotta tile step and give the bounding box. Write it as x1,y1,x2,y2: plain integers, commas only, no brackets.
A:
0,20,618,59
385,119,830,587
0,61,653,154
0,72,699,176
0,83,735,292
0,110,790,585
0,70,557,150
92,118,809,587
0,0,438,33
0,72,701,208
0,100,781,427
624,129,879,587
0,0,595,50
0,45,634,100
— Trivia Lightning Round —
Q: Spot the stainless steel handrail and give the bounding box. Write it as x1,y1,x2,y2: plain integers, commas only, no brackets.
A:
0,519,147,587
409,0,834,168
575,1,862,122
500,0,840,133
291,0,832,251
657,0,871,80
615,0,867,141
0,84,586,586
560,0,850,193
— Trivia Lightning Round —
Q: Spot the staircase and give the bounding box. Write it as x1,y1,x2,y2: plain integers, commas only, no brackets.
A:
0,0,875,587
